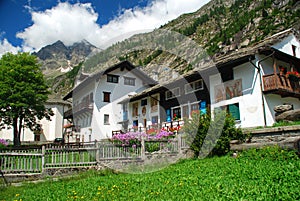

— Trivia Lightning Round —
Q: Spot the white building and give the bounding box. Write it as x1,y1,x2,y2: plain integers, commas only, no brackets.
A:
118,29,300,130
63,61,157,141
0,99,71,143
210,28,300,128
63,29,300,140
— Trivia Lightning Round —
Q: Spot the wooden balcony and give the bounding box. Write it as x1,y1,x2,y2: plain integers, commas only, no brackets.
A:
262,73,300,98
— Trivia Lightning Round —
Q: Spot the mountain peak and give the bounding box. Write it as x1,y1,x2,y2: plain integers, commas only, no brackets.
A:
34,39,99,76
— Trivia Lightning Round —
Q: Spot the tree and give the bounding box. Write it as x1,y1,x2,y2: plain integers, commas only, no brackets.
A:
183,110,244,157
0,52,53,146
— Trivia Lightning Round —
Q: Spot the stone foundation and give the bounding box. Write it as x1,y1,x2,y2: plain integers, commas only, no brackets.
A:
231,125,300,152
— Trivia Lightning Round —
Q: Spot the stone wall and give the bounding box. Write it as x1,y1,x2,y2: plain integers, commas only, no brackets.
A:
231,125,300,152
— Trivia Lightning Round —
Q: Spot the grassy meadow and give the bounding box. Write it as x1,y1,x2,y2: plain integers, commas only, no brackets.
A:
1,146,299,201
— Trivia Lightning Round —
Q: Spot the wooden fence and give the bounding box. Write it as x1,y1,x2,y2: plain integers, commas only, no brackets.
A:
0,135,189,175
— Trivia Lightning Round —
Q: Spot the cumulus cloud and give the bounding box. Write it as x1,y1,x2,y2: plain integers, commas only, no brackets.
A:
0,39,21,56
17,2,100,51
15,0,210,51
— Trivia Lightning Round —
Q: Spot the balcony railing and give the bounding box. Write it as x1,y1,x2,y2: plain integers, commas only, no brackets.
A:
73,102,93,115
262,73,300,98
115,119,184,136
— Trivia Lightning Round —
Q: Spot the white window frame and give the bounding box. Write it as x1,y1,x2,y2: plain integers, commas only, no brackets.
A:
124,77,136,86
165,87,180,100
185,79,204,94
171,106,181,119
104,114,110,125
182,104,189,119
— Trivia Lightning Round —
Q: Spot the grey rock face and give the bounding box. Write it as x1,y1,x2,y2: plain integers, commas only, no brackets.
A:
274,104,293,113
275,109,300,122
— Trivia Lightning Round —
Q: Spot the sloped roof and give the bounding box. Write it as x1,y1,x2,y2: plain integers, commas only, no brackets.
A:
47,99,72,106
214,28,299,66
63,60,157,100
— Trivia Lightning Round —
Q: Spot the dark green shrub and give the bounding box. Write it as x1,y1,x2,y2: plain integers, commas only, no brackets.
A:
183,110,244,157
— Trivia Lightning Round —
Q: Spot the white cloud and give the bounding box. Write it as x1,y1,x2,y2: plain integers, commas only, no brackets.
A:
16,0,210,51
17,2,100,51
0,39,21,56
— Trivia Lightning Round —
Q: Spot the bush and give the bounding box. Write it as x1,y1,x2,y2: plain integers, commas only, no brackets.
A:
183,110,244,157
145,142,160,152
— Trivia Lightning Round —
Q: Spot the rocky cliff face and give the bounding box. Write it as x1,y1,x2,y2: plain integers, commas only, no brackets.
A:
82,0,299,79
163,0,299,56
33,40,99,98
33,40,99,75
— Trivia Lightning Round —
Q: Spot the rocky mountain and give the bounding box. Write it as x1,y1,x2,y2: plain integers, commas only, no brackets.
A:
42,0,300,98
81,0,299,78
33,40,99,76
33,40,99,98
163,0,299,56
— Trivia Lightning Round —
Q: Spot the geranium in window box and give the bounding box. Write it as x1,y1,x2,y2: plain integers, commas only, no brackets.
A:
286,71,300,82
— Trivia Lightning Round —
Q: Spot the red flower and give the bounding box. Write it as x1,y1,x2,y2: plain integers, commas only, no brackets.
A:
287,71,299,76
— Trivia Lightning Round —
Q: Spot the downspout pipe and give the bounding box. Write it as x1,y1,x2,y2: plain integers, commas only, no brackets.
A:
249,51,275,127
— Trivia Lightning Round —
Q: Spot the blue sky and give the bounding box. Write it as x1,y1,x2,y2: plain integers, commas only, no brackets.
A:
0,0,210,55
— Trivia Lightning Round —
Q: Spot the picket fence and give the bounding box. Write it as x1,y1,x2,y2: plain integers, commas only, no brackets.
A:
0,135,189,176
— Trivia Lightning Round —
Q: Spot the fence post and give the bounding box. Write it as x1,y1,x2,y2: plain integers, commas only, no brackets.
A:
95,141,100,163
178,134,182,154
141,137,145,160
41,145,45,173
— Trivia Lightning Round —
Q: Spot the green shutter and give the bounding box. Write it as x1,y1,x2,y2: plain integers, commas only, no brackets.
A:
229,104,240,120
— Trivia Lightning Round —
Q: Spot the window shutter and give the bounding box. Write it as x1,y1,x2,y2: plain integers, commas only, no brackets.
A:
229,104,240,120
166,109,171,122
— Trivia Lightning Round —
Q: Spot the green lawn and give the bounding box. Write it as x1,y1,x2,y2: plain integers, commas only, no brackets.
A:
1,147,299,201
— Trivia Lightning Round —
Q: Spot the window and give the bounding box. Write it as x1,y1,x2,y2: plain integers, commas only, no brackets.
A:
220,70,233,82
172,107,181,120
141,99,147,106
228,103,240,120
107,74,119,83
133,120,138,127
191,102,200,113
103,92,111,102
123,103,128,121
151,116,158,124
124,77,135,86
217,103,240,121
185,80,203,94
292,45,296,57
89,93,94,103
166,87,180,100
34,134,40,141
182,105,189,118
150,95,158,113
132,102,139,117
104,114,109,125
